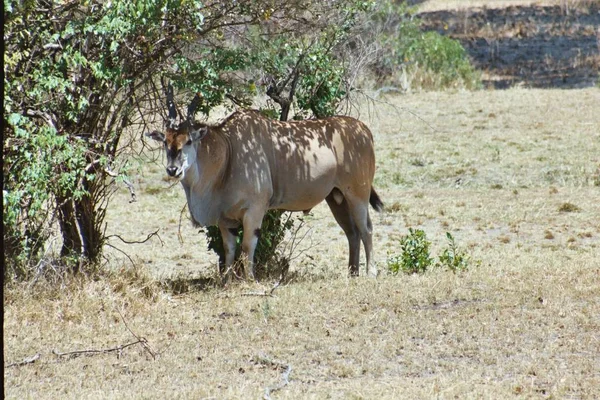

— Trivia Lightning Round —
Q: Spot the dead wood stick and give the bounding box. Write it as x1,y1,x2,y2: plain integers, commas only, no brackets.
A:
117,307,157,360
264,364,292,399
6,353,41,368
52,340,144,358
104,167,137,203
106,228,163,245
252,354,292,399
53,310,157,360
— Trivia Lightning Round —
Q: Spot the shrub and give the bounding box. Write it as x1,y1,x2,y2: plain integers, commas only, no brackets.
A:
204,211,295,280
389,230,477,275
437,232,473,273
365,0,481,90
388,228,433,274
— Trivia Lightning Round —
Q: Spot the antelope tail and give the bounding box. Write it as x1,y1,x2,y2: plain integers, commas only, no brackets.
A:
369,188,384,212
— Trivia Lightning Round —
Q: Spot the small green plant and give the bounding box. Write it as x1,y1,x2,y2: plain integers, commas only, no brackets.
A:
262,298,272,321
204,210,295,280
387,228,433,274
438,232,473,273
558,202,581,212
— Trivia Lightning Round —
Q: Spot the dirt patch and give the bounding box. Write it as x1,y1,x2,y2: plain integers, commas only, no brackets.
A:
419,4,600,88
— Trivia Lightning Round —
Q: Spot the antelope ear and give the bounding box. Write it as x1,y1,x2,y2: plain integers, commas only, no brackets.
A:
190,125,208,142
146,130,165,142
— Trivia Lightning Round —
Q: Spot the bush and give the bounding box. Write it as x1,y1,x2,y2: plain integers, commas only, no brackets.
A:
388,228,433,274
365,0,481,90
388,230,476,275
204,211,296,280
437,232,473,273
403,31,481,90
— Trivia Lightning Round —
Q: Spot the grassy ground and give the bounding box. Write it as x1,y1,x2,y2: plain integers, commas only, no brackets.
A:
5,87,599,399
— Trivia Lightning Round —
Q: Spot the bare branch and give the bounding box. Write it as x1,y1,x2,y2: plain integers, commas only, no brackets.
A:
52,308,157,361
106,229,163,246
116,307,157,360
104,242,136,267
178,203,188,244
250,354,292,399
6,353,41,368
52,341,144,359
24,109,57,131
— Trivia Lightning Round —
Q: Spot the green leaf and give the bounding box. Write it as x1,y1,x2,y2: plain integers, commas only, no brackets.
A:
8,113,22,126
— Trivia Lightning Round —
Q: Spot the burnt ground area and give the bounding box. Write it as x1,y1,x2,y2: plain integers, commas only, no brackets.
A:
419,4,600,89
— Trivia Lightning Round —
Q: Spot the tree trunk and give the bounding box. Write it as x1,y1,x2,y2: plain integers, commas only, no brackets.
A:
57,197,83,259
75,178,104,263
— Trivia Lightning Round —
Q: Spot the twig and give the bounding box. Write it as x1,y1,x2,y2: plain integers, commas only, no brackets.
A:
104,167,137,203
265,364,292,399
106,229,163,245
251,355,292,399
178,203,188,244
104,242,136,267
354,88,438,134
116,308,157,360
52,309,157,361
52,341,144,359
25,109,56,131
6,353,41,368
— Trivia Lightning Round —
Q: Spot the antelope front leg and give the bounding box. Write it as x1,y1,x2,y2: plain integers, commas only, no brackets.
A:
240,209,265,281
218,224,238,284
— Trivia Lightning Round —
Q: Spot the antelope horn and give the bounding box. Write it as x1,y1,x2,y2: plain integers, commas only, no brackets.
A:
166,83,178,128
187,92,201,122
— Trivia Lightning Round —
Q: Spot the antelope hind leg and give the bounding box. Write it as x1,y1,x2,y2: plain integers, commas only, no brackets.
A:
326,190,361,276
345,194,378,277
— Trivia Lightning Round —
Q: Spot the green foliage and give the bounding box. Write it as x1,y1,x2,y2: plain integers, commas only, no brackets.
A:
3,0,233,277
388,230,476,275
437,232,474,273
3,113,88,269
173,47,251,115
368,0,481,90
404,31,481,89
246,30,347,119
204,211,296,280
387,228,433,274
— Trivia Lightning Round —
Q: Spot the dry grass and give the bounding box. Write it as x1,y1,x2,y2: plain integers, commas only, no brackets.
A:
5,87,600,399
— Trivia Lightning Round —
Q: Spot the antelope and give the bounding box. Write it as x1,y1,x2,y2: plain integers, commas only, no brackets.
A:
147,85,383,281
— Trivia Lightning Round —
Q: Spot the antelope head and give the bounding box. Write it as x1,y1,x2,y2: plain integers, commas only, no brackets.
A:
147,85,208,179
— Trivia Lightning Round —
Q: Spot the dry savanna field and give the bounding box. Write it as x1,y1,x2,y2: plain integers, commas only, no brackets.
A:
4,1,600,399
6,88,600,399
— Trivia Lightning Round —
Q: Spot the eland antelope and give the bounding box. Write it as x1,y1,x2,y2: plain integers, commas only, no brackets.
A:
147,86,383,281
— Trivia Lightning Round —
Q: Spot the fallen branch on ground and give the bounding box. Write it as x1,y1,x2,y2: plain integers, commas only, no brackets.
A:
53,307,157,360
6,353,41,368
117,307,157,360
52,340,147,359
251,354,292,399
